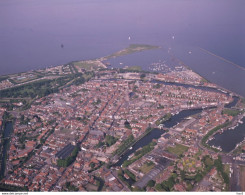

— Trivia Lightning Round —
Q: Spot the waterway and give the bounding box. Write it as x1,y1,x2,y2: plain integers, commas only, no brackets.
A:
153,79,225,94
208,117,245,153
224,96,239,108
164,108,202,128
0,122,13,178
207,96,245,153
114,108,203,167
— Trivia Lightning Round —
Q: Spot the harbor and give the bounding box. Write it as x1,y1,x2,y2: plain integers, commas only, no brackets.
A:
208,115,245,153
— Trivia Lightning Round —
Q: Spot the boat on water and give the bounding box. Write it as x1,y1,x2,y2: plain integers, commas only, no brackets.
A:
212,145,222,151
208,137,214,141
128,153,134,160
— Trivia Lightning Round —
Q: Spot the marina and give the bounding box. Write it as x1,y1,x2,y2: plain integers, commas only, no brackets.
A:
208,117,245,153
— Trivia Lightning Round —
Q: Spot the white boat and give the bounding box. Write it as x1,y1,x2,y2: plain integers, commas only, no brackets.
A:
238,120,243,124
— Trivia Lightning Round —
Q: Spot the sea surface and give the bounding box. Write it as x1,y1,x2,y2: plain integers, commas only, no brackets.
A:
0,0,245,95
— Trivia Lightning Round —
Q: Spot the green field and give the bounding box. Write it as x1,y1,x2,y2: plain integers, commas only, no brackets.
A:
167,143,189,156
222,108,242,117
140,161,155,174
74,60,103,71
224,164,230,176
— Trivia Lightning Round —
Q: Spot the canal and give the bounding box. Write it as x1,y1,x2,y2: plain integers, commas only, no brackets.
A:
153,79,226,95
207,96,243,153
0,122,13,178
114,108,203,167
224,96,239,109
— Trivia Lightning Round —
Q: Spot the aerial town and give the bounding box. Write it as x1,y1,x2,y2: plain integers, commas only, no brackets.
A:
0,46,245,192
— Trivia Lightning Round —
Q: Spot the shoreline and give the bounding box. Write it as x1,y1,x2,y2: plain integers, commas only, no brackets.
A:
0,44,243,99
208,113,245,154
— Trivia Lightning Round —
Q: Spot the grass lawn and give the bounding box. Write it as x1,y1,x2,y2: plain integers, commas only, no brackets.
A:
167,143,189,156
139,161,155,174
222,109,242,117
74,59,106,71
74,61,100,70
224,164,230,176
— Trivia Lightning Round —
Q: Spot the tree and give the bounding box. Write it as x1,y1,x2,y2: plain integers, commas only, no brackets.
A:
180,170,186,180
147,180,155,188
194,172,203,182
105,135,117,147
90,162,95,169
140,73,146,79
155,183,164,191
124,120,131,129
20,115,25,123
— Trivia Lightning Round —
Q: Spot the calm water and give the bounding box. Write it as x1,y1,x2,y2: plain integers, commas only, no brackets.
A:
171,46,245,97
0,0,244,74
208,117,245,153
164,109,202,128
208,96,245,153
225,96,239,108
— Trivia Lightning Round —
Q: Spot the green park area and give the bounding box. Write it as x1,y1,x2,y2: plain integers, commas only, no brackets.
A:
167,143,189,157
222,108,242,117
113,134,135,156
155,113,172,126
140,161,155,174
122,141,156,167
74,60,104,71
